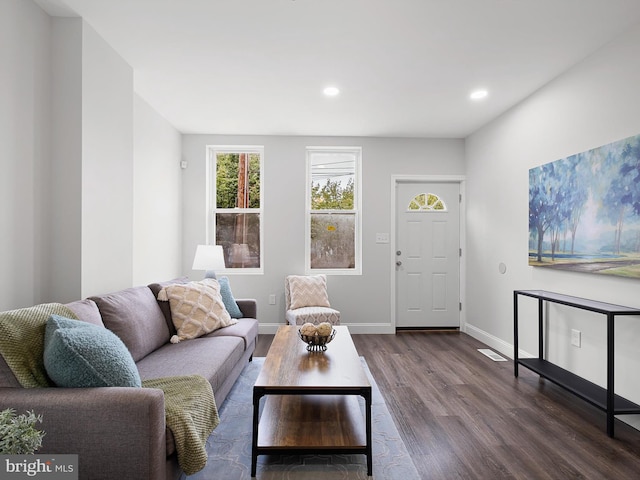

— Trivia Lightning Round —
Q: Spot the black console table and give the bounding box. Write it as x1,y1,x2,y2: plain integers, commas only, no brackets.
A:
513,290,640,437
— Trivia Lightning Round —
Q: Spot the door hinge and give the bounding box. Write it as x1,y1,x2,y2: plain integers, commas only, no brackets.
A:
459,248,462,257
459,193,462,203
459,302,462,311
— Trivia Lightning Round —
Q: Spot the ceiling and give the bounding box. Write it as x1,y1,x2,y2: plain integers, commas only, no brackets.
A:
35,0,640,138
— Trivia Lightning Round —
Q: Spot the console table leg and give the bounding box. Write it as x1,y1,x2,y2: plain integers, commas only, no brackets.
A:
251,389,262,477
365,388,372,476
513,291,519,377
607,314,615,438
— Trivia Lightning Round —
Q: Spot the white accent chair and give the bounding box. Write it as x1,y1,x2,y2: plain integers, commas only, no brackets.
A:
284,274,341,326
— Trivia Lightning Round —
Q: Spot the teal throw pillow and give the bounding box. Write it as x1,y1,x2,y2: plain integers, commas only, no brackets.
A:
43,315,141,388
218,276,243,319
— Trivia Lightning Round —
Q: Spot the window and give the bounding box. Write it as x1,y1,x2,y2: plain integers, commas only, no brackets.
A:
207,146,263,273
306,146,362,275
408,193,447,211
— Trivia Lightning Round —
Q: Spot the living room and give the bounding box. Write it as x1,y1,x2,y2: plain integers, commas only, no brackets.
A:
4,0,640,477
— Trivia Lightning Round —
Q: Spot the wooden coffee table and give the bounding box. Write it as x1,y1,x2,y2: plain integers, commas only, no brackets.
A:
251,325,372,477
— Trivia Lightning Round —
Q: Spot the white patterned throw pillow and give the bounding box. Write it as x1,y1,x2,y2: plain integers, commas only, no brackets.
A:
158,279,237,343
288,275,331,309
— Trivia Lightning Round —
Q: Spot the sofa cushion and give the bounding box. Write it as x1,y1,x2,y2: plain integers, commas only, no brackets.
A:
206,318,258,351
217,276,243,318
136,335,244,396
158,279,237,343
66,299,104,327
288,274,331,309
43,315,141,388
90,286,170,362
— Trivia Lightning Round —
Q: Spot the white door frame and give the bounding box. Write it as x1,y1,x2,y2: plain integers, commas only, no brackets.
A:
390,175,467,332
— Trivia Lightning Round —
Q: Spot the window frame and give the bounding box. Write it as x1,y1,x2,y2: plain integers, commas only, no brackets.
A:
305,146,362,275
206,145,264,275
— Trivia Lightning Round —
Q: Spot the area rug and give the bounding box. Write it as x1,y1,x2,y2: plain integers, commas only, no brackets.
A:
187,357,420,479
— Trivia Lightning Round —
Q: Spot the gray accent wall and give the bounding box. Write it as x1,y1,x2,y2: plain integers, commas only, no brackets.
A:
50,17,82,303
181,135,465,332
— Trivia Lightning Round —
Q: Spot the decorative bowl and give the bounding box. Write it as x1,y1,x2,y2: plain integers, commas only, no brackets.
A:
298,328,336,352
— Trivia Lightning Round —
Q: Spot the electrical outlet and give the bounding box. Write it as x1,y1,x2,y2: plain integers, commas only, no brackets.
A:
268,294,276,305
571,329,581,347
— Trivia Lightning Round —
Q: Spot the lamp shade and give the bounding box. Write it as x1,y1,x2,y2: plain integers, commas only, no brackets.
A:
192,245,226,271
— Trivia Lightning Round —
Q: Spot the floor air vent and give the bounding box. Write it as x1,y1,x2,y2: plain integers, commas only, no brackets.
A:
478,349,507,362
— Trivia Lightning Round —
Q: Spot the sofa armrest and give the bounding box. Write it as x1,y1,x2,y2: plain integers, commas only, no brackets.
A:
0,387,166,480
236,298,257,318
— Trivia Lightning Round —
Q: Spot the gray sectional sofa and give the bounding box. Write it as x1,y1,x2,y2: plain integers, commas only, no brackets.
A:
0,278,258,480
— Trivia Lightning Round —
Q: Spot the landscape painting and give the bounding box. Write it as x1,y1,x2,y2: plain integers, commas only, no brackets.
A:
529,133,640,278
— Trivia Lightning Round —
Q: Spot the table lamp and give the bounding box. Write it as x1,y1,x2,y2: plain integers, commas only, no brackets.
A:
192,244,226,278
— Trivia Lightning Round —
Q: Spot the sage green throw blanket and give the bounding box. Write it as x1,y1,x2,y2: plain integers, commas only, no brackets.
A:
0,303,77,387
143,375,219,475
0,303,219,475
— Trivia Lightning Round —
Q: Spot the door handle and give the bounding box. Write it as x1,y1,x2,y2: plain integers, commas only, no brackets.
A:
396,261,402,266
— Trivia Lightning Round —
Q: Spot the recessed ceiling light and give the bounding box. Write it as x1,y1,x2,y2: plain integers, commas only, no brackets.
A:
470,89,488,100
323,86,340,97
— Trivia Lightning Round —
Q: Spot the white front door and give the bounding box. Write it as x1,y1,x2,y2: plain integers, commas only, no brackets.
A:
395,181,460,328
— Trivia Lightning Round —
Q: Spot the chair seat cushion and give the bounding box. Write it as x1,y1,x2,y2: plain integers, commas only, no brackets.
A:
285,306,341,326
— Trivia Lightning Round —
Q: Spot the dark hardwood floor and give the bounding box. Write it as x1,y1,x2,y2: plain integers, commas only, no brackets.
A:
254,331,640,479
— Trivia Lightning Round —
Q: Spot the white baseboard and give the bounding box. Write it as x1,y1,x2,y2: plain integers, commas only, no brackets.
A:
258,322,395,335
343,323,395,334
464,323,511,357
259,321,534,358
257,324,281,335
464,323,534,360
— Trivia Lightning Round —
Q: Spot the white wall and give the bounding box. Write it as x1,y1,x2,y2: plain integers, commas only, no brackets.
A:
81,21,134,297
49,17,135,301
0,0,52,310
133,95,183,285
182,134,465,332
465,24,640,411
1,2,182,309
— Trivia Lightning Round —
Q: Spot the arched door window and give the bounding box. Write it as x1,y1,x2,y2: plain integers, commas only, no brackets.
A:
408,193,447,211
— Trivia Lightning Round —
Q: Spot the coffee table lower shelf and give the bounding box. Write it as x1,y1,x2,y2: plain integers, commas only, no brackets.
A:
251,393,371,476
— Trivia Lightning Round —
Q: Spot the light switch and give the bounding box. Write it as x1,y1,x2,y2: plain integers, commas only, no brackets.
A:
571,329,581,347
376,233,389,244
